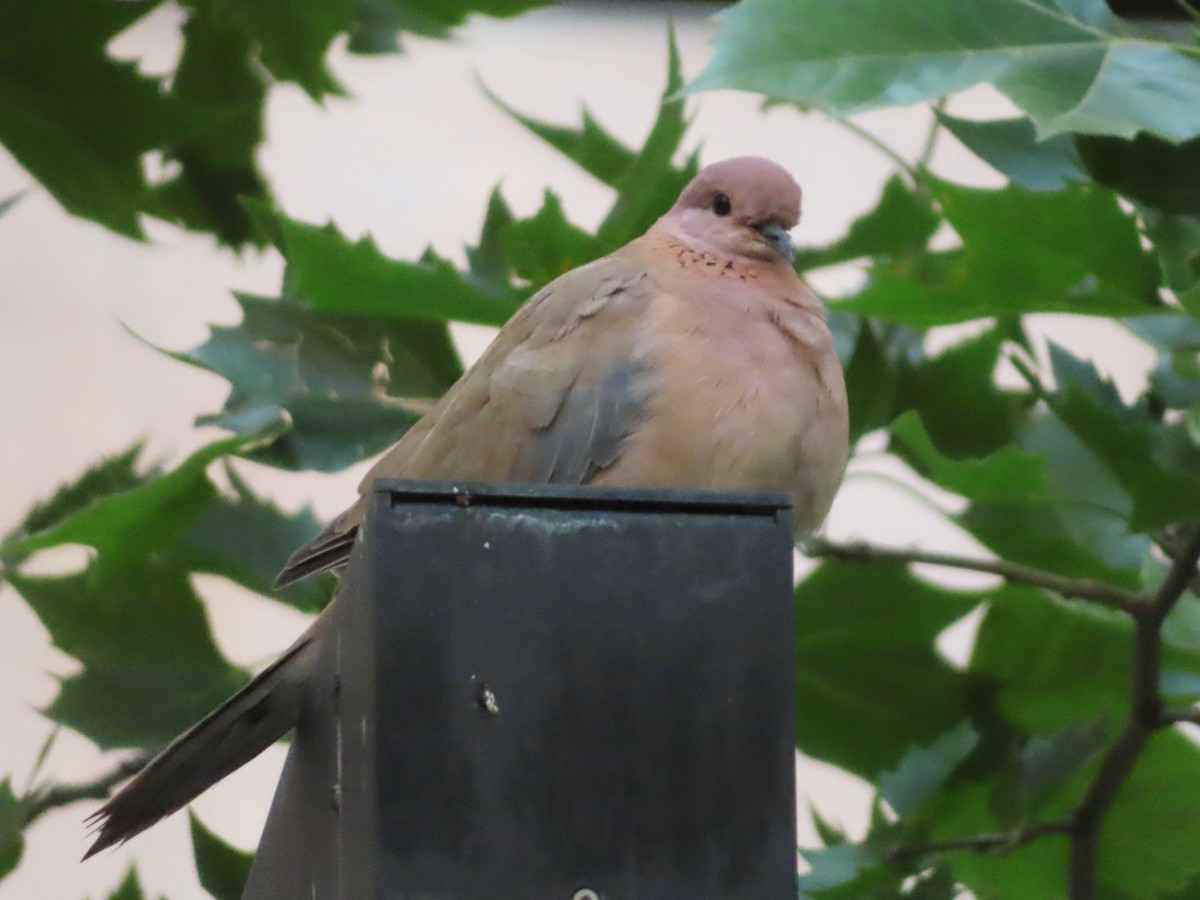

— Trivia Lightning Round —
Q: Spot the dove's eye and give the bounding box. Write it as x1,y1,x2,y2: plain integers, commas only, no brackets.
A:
712,193,732,216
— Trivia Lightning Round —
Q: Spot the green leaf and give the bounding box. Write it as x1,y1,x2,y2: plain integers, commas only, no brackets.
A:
500,190,601,286
190,811,254,900
838,180,1161,326
926,780,1071,898
217,0,351,99
799,843,884,895
896,867,960,900
878,723,978,819
937,114,1084,191
1013,720,1107,816
10,560,247,750
939,590,1200,896
1159,669,1200,700
1098,732,1200,897
252,30,692,335
890,411,1045,502
279,216,521,326
593,28,697,253
691,0,1200,141
0,780,23,882
841,320,893,442
0,0,172,238
148,11,272,247
795,562,977,778
809,805,847,848
963,411,1149,586
1125,313,1200,353
797,175,940,271
893,328,1025,458
170,293,459,471
945,737,1200,898
348,0,546,53
107,867,150,900
177,463,332,613
971,585,1200,734
1,440,254,748
1043,343,1200,531
1,443,146,555
1077,133,1200,218
800,827,956,898
1141,211,1200,299
465,186,516,286
888,386,1150,587
1,436,246,561
482,85,638,189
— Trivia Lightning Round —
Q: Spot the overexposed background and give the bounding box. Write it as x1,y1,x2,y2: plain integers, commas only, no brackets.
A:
0,3,1154,897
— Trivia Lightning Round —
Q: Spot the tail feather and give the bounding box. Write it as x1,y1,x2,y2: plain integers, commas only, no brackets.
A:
272,527,357,589
83,625,321,859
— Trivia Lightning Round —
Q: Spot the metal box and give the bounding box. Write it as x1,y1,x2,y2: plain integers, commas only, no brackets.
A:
243,480,797,899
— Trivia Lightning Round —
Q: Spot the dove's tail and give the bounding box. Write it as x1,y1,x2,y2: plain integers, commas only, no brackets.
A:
83,620,323,859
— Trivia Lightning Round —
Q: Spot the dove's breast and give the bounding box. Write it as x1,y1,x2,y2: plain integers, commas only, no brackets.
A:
595,265,849,534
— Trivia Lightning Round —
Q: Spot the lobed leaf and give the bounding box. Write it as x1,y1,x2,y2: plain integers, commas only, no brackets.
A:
0,0,172,239
878,723,978,820
797,175,940,271
0,780,22,883
190,811,254,900
838,179,1161,326
795,562,978,778
107,867,153,900
937,114,1084,191
167,293,459,471
692,0,1200,141
349,0,547,52
593,27,697,253
279,217,522,327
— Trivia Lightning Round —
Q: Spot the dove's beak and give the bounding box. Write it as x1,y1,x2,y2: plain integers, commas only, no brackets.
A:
756,222,795,263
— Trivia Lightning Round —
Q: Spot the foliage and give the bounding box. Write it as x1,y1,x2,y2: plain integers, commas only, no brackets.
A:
3,0,1200,898
0,0,543,244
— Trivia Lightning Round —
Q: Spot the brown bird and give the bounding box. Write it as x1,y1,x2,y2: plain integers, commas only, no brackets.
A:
84,156,849,858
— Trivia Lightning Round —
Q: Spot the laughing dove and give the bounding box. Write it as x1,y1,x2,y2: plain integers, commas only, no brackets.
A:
85,156,849,857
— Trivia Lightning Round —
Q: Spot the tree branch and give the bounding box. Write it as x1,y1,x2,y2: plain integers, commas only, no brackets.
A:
820,529,1200,899
884,818,1071,863
805,537,1148,614
1067,526,1200,900
21,755,147,829
1161,707,1200,726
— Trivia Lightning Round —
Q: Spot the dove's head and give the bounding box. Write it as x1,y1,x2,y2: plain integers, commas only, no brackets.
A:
662,156,801,265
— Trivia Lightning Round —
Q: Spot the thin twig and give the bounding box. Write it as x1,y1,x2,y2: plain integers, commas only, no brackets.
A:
821,529,1200,898
1067,526,1200,900
917,99,946,171
832,117,921,183
1154,528,1200,600
805,537,1148,614
1150,527,1200,621
21,755,147,828
884,818,1072,863
1161,707,1200,726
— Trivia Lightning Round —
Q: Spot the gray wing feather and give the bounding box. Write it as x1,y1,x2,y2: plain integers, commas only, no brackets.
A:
512,360,648,485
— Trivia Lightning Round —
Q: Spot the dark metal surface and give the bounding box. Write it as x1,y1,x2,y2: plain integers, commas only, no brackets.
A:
245,480,797,899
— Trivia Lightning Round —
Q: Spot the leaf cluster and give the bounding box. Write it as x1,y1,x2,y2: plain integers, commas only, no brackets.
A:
0,0,544,244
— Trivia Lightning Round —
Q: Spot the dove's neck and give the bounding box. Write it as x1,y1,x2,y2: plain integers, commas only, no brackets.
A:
638,224,824,315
